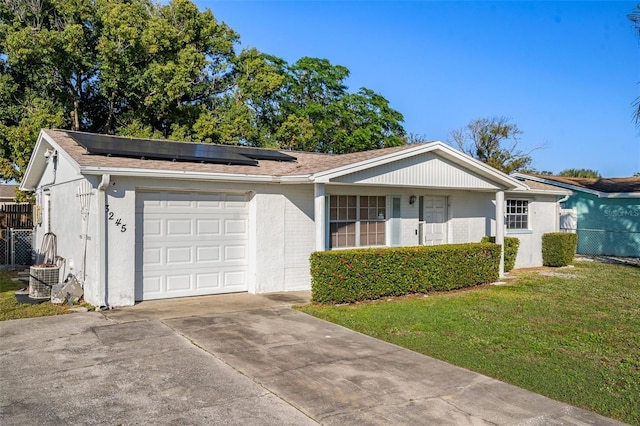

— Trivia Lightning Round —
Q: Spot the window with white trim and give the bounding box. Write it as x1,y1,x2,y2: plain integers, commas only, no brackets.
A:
506,199,529,230
329,195,386,248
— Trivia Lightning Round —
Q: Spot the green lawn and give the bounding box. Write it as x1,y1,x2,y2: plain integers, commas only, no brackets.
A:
299,261,640,425
0,270,90,321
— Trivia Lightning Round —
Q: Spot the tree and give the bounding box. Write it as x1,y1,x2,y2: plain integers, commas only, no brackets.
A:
405,133,430,144
629,4,640,127
226,55,406,153
449,117,536,174
272,57,405,153
1,0,238,181
558,168,601,178
1,0,406,184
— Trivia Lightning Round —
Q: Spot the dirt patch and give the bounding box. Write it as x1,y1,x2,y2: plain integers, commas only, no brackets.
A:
539,271,579,279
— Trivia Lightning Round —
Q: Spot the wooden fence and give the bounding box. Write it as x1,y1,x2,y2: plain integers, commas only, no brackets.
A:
0,204,33,229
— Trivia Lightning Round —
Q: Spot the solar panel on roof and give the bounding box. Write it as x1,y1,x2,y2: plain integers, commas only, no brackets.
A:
230,146,297,162
67,132,297,166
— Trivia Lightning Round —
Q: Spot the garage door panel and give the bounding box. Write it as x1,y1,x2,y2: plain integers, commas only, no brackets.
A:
197,246,221,262
225,219,247,235
166,274,192,292
166,219,193,236
196,273,221,289
225,245,247,261
224,271,246,287
136,190,249,301
144,247,162,266
197,219,220,235
143,276,162,294
144,219,162,236
166,246,192,264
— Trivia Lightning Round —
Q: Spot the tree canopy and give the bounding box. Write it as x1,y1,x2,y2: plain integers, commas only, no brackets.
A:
558,168,601,178
0,0,406,184
449,117,535,174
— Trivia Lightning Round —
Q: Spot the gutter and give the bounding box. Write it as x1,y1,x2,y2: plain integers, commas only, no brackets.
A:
79,167,277,183
96,174,111,310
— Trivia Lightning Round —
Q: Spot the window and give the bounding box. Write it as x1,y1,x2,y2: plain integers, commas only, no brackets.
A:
329,195,386,248
506,199,529,230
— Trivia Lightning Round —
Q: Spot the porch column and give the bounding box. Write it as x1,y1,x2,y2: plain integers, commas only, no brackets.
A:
496,190,505,278
314,183,326,251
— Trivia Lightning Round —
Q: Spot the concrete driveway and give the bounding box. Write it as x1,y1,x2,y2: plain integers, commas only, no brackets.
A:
0,292,627,425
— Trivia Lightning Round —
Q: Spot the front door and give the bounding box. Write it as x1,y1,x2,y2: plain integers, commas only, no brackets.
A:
423,196,446,245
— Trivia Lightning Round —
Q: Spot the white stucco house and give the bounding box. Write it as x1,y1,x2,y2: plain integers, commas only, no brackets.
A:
20,130,566,307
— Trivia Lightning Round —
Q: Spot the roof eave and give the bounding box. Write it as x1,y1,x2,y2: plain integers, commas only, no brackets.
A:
20,130,81,191
507,188,570,196
79,166,278,183
512,173,640,198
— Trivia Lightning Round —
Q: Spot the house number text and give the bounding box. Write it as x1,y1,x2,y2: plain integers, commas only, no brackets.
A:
105,205,127,232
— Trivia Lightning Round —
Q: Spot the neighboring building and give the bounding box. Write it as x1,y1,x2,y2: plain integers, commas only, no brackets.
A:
21,130,566,307
514,174,640,258
0,185,18,206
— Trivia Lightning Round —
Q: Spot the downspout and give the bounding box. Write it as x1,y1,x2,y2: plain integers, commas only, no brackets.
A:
97,174,110,310
556,193,571,232
314,183,326,251
495,190,505,278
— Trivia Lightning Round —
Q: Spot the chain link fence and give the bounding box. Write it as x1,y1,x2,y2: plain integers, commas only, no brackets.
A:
560,228,640,258
0,229,34,267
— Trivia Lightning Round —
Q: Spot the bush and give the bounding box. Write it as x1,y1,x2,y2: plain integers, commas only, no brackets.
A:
309,243,500,304
542,232,578,267
481,236,520,272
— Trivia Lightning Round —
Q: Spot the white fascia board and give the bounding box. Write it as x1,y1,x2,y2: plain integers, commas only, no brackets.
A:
511,173,601,195
507,189,569,196
278,175,314,183
19,130,48,191
512,173,639,198
20,130,82,191
79,166,276,183
312,141,528,190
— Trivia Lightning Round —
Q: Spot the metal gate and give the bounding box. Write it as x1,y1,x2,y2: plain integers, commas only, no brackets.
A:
0,229,34,267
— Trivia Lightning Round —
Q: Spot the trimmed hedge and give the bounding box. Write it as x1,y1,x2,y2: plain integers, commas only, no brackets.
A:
542,232,578,267
481,236,520,272
310,243,500,304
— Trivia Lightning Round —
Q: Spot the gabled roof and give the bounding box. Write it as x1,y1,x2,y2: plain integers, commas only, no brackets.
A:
513,173,640,198
22,129,529,191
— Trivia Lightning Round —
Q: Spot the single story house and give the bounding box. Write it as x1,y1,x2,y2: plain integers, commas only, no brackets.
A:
21,130,566,307
513,174,640,257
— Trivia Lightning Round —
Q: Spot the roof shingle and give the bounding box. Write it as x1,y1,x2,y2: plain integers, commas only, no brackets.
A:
48,130,421,177
530,174,640,194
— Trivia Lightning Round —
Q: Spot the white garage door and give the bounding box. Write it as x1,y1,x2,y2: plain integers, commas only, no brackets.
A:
135,191,249,301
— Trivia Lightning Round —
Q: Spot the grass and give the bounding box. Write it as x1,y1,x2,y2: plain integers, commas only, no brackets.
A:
299,261,640,425
0,270,93,321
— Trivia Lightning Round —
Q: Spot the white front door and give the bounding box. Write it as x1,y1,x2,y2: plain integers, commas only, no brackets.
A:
135,190,249,301
423,196,446,245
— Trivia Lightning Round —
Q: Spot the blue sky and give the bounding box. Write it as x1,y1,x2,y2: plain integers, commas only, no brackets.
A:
200,1,639,177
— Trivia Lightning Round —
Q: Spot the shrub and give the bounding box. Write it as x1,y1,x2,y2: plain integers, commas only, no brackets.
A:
309,243,500,304
481,236,520,272
542,232,578,267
